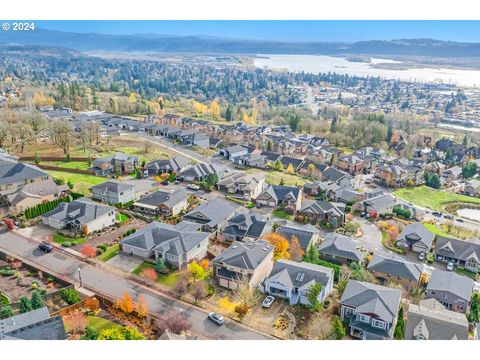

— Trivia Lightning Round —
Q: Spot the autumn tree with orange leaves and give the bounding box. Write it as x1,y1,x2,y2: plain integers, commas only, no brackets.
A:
116,291,134,314
135,295,148,318
141,268,157,281
264,233,290,260
81,244,97,258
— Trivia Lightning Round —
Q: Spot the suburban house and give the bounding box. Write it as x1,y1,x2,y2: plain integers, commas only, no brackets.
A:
256,185,303,211
89,152,139,176
89,180,136,205
0,307,67,340
6,179,69,213
297,200,345,228
375,164,422,188
340,280,402,340
133,189,188,216
145,156,190,175
321,167,353,187
216,171,265,200
222,213,270,242
212,240,274,290
434,236,480,273
263,260,334,305
396,223,435,254
353,193,396,218
221,145,249,161
367,254,423,290
442,165,463,183
317,233,364,265
406,299,469,340
464,179,480,197
425,270,474,313
334,154,364,175
276,222,320,253
178,130,210,148
183,198,237,232
178,163,224,182
120,221,209,269
42,197,117,234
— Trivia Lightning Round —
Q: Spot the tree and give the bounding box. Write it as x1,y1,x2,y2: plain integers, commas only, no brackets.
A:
304,243,319,264
81,244,97,258
468,292,480,323
16,122,35,153
273,159,283,171
330,115,338,133
288,113,301,132
155,259,166,273
135,295,148,317
332,315,346,340
424,172,441,189
123,326,145,340
84,297,100,312
34,152,41,165
162,312,192,335
48,119,74,154
0,305,14,320
199,259,209,270
31,290,45,310
306,282,323,312
210,100,221,119
191,282,207,303
336,279,349,297
394,307,405,340
188,261,205,282
115,291,134,314
225,105,234,121
19,296,33,313
308,163,316,177
286,163,295,174
462,162,478,179
386,123,393,143
3,218,14,231
81,326,99,340
234,275,260,308
289,235,305,261
63,310,87,335
264,233,290,260
173,277,188,298
142,267,158,281
279,178,285,186
98,326,145,340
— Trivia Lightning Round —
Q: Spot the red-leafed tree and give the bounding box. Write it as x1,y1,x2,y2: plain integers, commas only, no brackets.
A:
3,219,14,231
81,244,97,258
141,267,157,281
162,312,192,335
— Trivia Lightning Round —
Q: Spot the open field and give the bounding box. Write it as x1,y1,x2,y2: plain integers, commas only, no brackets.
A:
394,185,480,211
46,170,105,194
246,168,306,186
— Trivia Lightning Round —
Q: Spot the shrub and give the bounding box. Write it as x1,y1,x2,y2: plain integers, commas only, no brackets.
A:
81,326,99,340
155,259,166,274
19,296,33,313
0,305,14,319
0,269,16,276
235,304,249,316
62,241,72,247
98,244,108,252
31,290,45,310
61,289,81,305
96,248,105,255
81,244,97,258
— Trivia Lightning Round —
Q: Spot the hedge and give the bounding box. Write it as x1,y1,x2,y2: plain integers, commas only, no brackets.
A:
24,197,71,219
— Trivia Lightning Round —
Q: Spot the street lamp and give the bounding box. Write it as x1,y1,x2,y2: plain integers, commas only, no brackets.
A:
77,267,83,287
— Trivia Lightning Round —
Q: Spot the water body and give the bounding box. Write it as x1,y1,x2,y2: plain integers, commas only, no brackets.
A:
253,54,480,87
457,208,480,222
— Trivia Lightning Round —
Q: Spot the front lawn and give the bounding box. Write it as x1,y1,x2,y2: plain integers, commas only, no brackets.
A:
47,170,105,194
53,233,86,246
393,186,480,211
272,209,293,220
132,261,181,287
98,244,120,262
116,213,129,224
455,267,478,280
423,223,451,238
86,316,122,332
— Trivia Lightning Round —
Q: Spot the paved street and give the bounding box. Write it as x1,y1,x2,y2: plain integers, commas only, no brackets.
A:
0,230,271,340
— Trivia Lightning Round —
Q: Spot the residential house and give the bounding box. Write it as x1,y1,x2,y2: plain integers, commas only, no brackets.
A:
120,221,209,269
42,197,117,235
340,280,402,340
133,189,188,216
298,160,326,179
263,260,334,305
464,179,480,197
178,130,210,148
89,152,139,176
222,213,270,242
425,270,473,313
6,179,69,213
276,222,320,253
183,198,237,232
279,156,304,172
221,145,249,161
442,166,463,183
334,155,364,175
145,156,190,176
367,254,423,290
406,299,469,340
318,233,364,265
375,164,422,188
89,180,136,205
298,200,345,228
435,236,480,273
425,161,447,175
178,163,224,182
321,167,353,187
256,185,303,211
216,172,265,200
354,193,396,218
396,223,435,254
212,240,274,290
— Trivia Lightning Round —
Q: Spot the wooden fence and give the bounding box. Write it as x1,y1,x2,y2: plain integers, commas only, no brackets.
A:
19,156,95,162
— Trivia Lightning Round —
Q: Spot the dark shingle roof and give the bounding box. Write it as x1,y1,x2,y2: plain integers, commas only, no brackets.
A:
367,254,423,282
212,240,273,270
426,270,474,301
318,233,364,262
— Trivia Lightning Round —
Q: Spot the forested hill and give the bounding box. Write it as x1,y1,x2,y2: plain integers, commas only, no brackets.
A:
2,28,480,57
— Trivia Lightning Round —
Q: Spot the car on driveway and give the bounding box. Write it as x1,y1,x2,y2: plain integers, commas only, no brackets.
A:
187,184,200,191
207,312,225,325
456,218,464,223
418,252,426,261
446,261,455,271
262,295,275,308
443,214,453,220
38,241,53,253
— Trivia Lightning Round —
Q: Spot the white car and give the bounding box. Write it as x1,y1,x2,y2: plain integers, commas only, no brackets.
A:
446,261,455,271
187,184,200,191
262,295,275,308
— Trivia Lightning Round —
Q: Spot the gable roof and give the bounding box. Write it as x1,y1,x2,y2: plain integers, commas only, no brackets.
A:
6,179,69,206
435,236,480,264
212,240,273,271
276,222,319,252
318,233,364,262
89,180,135,194
183,198,237,228
42,197,115,226
300,200,345,217
145,156,190,172
223,213,268,239
258,185,301,203
426,270,474,300
0,158,48,187
398,223,435,250
267,259,333,291
367,254,423,282
133,189,187,209
322,166,351,183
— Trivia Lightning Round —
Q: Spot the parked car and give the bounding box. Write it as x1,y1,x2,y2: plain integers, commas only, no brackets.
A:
443,214,453,220
418,252,426,261
262,295,275,308
364,179,372,184
432,211,441,217
161,180,169,186
174,180,181,185
207,312,225,325
456,218,464,223
187,184,200,191
446,261,455,271
38,241,53,253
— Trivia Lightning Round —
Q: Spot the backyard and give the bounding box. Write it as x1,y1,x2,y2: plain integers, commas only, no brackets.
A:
46,170,105,194
394,185,480,211
246,168,307,186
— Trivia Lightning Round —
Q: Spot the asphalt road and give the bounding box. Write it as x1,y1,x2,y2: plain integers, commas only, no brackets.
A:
0,230,271,340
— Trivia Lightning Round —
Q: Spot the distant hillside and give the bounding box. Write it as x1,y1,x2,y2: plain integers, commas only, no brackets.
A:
2,28,480,57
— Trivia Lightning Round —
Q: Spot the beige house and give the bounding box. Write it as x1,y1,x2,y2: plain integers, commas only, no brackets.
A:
7,179,69,213
216,171,265,200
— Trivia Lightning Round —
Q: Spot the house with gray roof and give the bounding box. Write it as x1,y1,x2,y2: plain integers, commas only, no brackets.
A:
406,298,469,340
318,233,364,265
397,223,435,253
120,221,209,269
222,213,270,242
426,270,474,313
353,193,396,218
89,152,139,176
42,197,117,235
183,198,237,232
0,307,66,340
177,130,210,148
298,200,345,228
217,171,265,200
178,163,224,182
263,260,334,305
367,254,424,290
464,179,480,197
435,236,480,273
256,185,303,211
212,240,274,290
145,156,191,175
340,280,402,340
221,144,249,161
133,188,188,216
321,166,353,187
276,222,320,253
90,180,136,205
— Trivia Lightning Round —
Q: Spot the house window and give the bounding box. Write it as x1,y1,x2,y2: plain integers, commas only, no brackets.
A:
371,319,386,330
358,314,370,323
343,307,353,317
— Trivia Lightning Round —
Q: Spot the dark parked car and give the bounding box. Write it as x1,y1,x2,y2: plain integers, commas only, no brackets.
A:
161,180,169,186
207,312,225,325
38,241,53,253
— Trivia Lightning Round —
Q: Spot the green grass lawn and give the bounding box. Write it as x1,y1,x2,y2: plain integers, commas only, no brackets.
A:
45,161,91,170
132,261,181,287
46,170,105,194
455,267,478,280
53,233,86,246
116,213,129,224
393,185,480,211
98,244,120,262
423,223,451,238
246,168,306,187
86,316,122,332
272,209,293,220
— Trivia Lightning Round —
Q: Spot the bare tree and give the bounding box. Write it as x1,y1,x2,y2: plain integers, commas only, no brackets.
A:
160,311,191,335
49,119,74,154
16,122,35,153
191,282,207,303
173,276,188,298
85,121,101,145
233,275,261,307
22,111,47,139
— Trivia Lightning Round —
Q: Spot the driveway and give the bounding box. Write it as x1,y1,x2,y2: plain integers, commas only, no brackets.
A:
124,178,158,197
106,253,144,272
15,224,56,242
352,218,384,254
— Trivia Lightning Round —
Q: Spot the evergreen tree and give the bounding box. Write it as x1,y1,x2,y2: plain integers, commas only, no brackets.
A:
19,296,33,314
386,124,393,143
304,244,319,264
0,305,14,320
394,307,405,340
225,105,234,121
31,290,45,310
330,115,338,133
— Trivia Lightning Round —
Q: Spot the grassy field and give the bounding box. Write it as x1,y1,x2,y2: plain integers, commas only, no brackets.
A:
46,170,105,194
98,244,120,262
53,233,86,246
246,168,306,187
86,316,122,332
132,262,180,287
394,186,480,211
423,223,451,237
